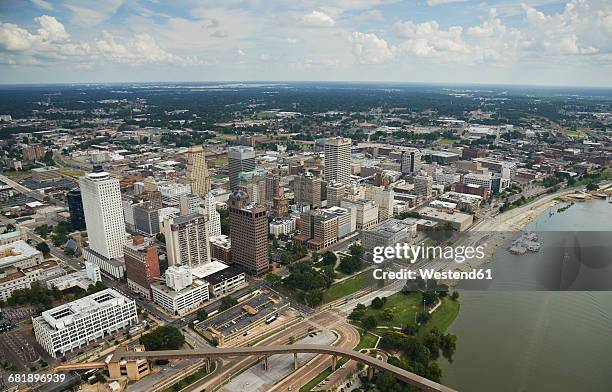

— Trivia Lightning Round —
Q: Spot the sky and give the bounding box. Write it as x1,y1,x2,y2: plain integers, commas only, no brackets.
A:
0,0,611,86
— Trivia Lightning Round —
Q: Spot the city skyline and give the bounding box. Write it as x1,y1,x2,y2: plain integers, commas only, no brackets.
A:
0,0,611,86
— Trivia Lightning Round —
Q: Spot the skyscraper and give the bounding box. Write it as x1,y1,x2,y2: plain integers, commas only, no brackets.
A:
228,146,256,191
400,148,422,175
293,172,323,208
324,137,351,186
186,146,211,197
228,189,268,276
164,213,211,267
67,188,86,230
79,169,126,260
201,191,221,238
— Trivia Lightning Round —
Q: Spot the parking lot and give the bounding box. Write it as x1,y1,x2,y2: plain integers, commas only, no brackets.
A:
0,328,40,370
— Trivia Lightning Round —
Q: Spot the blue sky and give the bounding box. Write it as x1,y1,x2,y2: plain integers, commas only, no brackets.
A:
0,0,610,86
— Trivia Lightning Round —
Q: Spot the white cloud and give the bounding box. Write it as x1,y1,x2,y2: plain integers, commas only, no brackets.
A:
351,31,394,64
0,15,203,67
302,11,335,27
426,0,468,6
393,20,469,60
31,0,54,11
64,0,126,26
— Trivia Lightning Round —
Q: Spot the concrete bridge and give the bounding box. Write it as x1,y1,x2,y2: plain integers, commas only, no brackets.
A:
106,344,457,392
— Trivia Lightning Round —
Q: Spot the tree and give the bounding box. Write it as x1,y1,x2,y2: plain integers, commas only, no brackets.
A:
416,311,431,324
451,291,459,301
362,315,378,330
422,290,438,306
349,243,364,259
64,247,74,256
348,303,366,321
196,309,208,321
338,255,362,274
382,308,394,321
371,296,385,309
35,242,50,255
155,233,166,243
219,296,238,311
265,273,282,287
310,252,319,264
140,326,185,351
322,251,336,266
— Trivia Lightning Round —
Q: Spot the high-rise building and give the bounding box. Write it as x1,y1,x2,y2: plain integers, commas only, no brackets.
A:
238,169,267,204
228,189,268,276
326,181,347,207
341,199,379,230
293,172,323,208
295,209,338,251
400,148,422,174
201,191,221,237
365,185,395,222
273,193,289,218
23,144,46,161
164,213,211,268
79,169,126,261
228,146,256,190
67,188,86,231
179,193,201,216
186,146,211,197
124,236,160,300
324,137,352,186
414,175,433,198
133,202,161,235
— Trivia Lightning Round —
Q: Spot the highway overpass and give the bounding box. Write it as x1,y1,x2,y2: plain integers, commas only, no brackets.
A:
107,344,457,392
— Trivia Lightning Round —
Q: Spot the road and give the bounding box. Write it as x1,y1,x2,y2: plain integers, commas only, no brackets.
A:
0,173,66,208
181,311,348,392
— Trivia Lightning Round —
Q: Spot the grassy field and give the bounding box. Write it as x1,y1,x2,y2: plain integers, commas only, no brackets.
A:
436,137,457,145
59,168,86,178
418,297,460,337
322,269,377,304
354,330,379,351
1,170,31,180
360,292,422,329
300,366,333,392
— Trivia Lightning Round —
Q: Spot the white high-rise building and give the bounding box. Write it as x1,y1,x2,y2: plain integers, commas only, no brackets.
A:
186,146,211,197
364,185,395,222
164,213,211,267
79,170,126,260
200,191,221,238
179,193,201,216
324,137,352,186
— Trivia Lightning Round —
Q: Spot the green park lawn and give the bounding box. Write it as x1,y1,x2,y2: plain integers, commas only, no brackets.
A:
355,330,379,351
322,269,377,304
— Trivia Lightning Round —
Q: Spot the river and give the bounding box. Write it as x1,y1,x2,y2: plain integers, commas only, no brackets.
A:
439,199,612,392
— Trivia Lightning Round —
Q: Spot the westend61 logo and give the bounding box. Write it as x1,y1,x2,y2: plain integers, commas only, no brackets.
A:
372,243,486,264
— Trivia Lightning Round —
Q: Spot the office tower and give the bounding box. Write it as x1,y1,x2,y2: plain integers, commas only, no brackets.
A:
324,137,352,186
201,191,221,237
415,175,433,198
228,146,256,191
364,185,395,222
151,265,210,315
326,181,347,207
124,236,160,300
158,182,191,206
273,193,289,218
238,169,267,204
179,193,201,216
265,172,280,205
400,148,422,174
141,189,163,210
79,169,126,260
295,209,338,251
228,189,269,276
67,188,86,230
32,289,137,358
293,172,323,208
341,199,379,230
164,213,211,267
186,146,211,197
133,201,161,235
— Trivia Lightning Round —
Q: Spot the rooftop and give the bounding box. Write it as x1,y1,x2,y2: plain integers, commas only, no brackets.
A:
36,288,133,331
0,240,41,268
